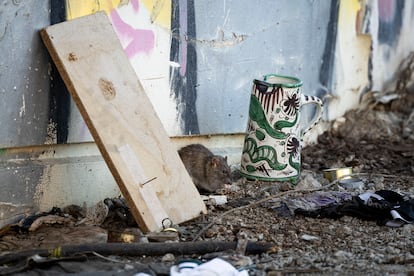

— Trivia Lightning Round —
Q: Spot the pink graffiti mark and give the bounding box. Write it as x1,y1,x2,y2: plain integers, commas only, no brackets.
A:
109,1,154,58
378,0,395,22
131,0,139,12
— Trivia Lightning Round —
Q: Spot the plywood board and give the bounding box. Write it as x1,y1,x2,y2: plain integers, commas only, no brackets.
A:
40,12,206,232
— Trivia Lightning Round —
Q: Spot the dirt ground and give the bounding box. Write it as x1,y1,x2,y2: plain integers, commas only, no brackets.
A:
1,67,414,275
0,106,414,276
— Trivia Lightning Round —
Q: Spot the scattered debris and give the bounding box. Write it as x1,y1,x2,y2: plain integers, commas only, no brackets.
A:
146,231,179,242
294,190,414,227
338,177,365,190
0,202,33,230
107,227,143,243
170,257,249,276
2,50,414,275
28,215,73,232
202,195,228,206
322,167,353,182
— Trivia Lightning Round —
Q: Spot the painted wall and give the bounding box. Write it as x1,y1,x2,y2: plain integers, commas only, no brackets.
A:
368,0,414,93
59,0,414,141
59,0,337,142
323,0,372,120
192,0,335,134
63,0,179,142
326,0,414,120
1,0,413,147
0,0,51,148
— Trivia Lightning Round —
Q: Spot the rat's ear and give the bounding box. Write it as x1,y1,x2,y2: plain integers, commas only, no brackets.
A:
224,156,228,162
210,156,220,167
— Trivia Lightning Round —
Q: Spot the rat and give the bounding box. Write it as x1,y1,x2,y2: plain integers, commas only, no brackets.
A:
178,144,232,193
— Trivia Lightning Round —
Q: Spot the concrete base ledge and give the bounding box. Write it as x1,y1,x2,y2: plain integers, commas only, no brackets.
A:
0,134,245,227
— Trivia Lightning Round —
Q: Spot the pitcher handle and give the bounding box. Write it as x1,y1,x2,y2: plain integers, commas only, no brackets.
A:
300,94,323,136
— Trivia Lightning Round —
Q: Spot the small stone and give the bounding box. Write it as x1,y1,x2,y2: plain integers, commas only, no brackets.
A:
161,253,175,262
402,224,414,235
208,195,228,205
386,246,401,255
334,250,353,261
301,234,319,241
123,264,134,270
343,225,352,235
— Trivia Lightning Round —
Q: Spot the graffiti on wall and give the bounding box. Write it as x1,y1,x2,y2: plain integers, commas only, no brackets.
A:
169,0,199,134
55,0,414,143
377,0,404,45
109,2,155,58
320,0,372,121
363,0,413,93
61,0,197,142
57,1,345,141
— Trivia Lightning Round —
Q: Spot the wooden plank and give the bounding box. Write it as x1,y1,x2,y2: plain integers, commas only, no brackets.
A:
40,12,206,232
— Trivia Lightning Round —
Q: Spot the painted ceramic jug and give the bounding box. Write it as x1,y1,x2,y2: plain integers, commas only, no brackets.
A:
240,74,323,183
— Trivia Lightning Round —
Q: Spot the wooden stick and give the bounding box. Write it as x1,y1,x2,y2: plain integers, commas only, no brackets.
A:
0,241,276,265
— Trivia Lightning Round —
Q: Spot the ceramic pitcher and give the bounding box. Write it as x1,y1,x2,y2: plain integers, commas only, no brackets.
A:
240,74,323,183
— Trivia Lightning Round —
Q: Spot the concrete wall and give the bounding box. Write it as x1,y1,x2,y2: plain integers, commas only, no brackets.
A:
1,0,414,222
369,0,414,93
0,0,51,148
325,0,414,120
51,0,339,142
2,0,412,146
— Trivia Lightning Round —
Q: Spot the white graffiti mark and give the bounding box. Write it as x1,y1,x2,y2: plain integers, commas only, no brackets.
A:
19,94,25,117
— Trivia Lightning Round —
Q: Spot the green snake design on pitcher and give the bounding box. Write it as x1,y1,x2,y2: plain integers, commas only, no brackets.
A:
244,94,301,174
243,138,287,172
250,94,298,132
249,95,288,139
274,111,298,130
